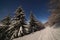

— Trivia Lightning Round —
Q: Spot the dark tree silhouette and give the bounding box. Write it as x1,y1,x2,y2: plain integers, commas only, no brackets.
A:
29,12,45,33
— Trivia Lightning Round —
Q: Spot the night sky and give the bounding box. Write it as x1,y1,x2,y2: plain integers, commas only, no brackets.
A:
0,0,50,23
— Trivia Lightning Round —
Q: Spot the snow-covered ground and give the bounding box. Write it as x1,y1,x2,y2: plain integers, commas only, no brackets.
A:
13,25,60,40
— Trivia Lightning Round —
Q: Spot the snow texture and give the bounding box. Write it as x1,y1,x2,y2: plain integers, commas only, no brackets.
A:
13,24,60,40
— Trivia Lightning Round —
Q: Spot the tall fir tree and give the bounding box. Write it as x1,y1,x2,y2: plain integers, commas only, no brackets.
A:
29,11,45,33
11,6,27,38
29,12,36,33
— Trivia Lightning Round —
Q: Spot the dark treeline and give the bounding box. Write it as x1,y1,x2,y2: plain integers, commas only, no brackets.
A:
47,0,60,26
0,6,45,40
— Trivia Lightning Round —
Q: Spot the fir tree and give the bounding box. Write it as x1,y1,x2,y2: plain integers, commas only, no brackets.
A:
29,12,45,33
11,6,27,38
0,15,11,40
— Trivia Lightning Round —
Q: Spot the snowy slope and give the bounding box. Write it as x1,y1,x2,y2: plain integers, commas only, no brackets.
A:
13,25,60,40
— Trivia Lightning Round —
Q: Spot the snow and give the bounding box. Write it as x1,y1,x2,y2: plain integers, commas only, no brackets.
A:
13,25,60,40
0,23,5,26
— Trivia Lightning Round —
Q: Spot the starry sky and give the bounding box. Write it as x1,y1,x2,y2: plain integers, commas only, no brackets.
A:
0,0,50,23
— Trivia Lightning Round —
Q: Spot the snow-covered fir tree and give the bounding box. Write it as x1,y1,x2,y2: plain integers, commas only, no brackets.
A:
10,6,27,38
0,15,11,40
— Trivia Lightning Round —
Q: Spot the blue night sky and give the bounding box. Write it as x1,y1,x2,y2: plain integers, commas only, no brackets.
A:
0,0,50,23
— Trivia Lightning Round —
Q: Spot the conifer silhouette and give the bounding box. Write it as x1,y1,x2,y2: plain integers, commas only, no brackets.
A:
29,11,45,33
